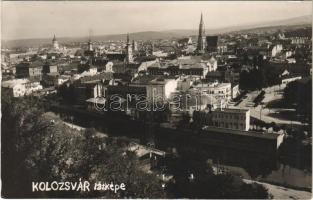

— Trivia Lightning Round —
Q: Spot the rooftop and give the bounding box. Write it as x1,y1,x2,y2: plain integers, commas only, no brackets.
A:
214,108,250,113
131,75,176,85
203,126,283,140
2,78,29,88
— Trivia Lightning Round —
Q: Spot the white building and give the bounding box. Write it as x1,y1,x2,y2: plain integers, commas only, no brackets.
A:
176,77,193,92
270,44,283,57
80,67,98,77
206,56,218,72
146,78,178,102
138,59,158,72
193,82,232,102
152,51,168,58
2,79,43,97
105,62,114,72
130,77,178,103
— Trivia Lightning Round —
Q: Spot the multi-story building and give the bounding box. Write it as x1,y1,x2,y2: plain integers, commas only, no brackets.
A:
43,64,58,74
193,81,232,102
130,76,178,103
270,44,283,57
211,108,250,131
15,62,43,81
206,36,218,53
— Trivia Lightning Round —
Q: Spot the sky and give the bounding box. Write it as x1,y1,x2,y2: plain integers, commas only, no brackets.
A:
1,1,312,40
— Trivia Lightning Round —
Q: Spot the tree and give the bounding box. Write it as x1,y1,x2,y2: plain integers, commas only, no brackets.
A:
283,78,312,121
163,150,271,199
1,92,52,197
2,92,166,198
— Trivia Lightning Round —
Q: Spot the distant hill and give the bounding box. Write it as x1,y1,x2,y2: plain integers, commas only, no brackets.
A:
167,14,312,36
2,15,311,49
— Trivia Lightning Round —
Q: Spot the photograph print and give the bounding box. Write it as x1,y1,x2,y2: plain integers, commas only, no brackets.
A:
1,1,312,199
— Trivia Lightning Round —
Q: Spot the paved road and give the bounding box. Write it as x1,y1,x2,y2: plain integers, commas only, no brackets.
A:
233,85,302,125
243,179,312,199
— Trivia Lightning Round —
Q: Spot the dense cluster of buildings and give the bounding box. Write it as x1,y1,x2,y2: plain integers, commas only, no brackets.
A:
2,13,312,152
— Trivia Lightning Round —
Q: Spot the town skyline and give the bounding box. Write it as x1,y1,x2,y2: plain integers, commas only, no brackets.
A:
1,1,312,198
2,1,312,40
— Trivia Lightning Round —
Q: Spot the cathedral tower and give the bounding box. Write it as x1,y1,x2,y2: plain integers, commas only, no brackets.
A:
126,33,133,63
52,34,59,50
87,29,93,51
197,13,206,54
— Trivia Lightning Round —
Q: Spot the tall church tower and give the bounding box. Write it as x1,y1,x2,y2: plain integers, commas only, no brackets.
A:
87,29,93,51
52,34,59,50
126,33,133,63
87,38,93,51
132,40,138,51
197,13,206,54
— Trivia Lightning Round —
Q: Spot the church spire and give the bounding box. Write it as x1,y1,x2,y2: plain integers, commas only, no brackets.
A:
197,12,206,54
126,33,133,64
127,33,130,44
52,34,59,49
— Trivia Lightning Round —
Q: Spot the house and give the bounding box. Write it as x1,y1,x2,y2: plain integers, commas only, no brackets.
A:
80,72,113,84
177,38,190,47
2,79,43,97
42,73,70,87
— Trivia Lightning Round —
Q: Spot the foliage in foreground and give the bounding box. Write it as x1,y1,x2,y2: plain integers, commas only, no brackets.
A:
1,93,165,198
